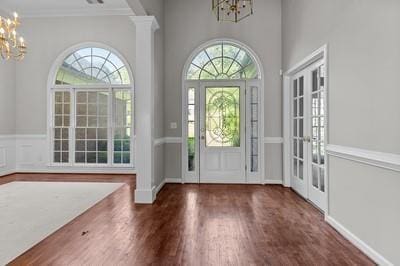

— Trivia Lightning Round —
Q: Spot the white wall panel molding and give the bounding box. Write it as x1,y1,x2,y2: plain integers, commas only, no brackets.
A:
326,216,393,266
154,137,183,146
264,137,284,144
153,138,164,147
326,144,400,173
0,136,16,176
164,137,182,144
0,135,16,140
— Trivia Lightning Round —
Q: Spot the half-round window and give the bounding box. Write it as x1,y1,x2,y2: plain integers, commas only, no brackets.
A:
55,47,131,85
186,42,259,80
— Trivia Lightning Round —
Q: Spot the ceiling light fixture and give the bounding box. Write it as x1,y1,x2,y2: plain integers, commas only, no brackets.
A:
0,12,27,61
212,0,254,23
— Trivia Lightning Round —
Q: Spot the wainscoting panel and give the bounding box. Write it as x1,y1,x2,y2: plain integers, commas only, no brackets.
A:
0,135,16,176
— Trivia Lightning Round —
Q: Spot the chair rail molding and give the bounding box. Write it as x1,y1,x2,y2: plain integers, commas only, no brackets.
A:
326,144,400,172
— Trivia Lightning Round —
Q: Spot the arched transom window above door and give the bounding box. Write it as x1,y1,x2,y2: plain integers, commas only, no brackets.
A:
55,47,131,85
186,42,259,80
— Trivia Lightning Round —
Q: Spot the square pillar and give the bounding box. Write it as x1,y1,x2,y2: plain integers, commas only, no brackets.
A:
131,16,159,203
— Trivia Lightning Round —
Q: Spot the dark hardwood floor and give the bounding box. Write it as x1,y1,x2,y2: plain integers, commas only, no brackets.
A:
2,174,374,265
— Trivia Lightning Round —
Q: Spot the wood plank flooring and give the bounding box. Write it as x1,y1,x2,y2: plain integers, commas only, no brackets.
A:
2,174,374,265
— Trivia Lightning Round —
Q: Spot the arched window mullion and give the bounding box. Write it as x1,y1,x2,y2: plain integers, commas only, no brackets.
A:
225,49,242,77
72,53,86,74
96,52,111,80
200,67,218,79
204,50,221,76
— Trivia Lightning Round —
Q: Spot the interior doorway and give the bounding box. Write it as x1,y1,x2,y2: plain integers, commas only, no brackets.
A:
284,45,328,212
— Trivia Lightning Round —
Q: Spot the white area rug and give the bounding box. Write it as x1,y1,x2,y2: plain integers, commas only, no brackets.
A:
0,181,123,265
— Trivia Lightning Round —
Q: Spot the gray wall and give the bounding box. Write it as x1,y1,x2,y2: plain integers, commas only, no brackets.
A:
15,16,136,134
283,0,400,264
164,0,283,181
0,60,16,135
0,9,16,135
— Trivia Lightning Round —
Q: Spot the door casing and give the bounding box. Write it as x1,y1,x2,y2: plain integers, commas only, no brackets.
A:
283,44,329,214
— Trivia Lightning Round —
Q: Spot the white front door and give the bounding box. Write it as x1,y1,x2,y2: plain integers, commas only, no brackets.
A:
199,81,246,183
291,60,327,211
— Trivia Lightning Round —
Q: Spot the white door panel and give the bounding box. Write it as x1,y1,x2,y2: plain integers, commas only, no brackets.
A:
290,60,327,212
199,81,246,183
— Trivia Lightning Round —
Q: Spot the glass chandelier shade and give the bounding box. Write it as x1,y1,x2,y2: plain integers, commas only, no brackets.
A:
212,0,254,23
0,12,27,61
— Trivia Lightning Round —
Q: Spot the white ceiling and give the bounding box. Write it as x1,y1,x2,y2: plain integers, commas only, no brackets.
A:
0,0,134,17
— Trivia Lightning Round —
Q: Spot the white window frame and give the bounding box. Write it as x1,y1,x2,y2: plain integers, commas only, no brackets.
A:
181,39,265,184
47,43,135,169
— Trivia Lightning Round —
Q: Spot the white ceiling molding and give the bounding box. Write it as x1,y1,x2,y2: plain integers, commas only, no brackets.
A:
19,8,135,18
125,0,147,16
0,0,135,18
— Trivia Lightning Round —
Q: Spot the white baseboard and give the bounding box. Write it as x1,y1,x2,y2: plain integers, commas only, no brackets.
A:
263,179,283,185
0,170,15,177
15,168,136,174
325,215,393,266
155,179,166,194
134,187,156,204
165,177,183,183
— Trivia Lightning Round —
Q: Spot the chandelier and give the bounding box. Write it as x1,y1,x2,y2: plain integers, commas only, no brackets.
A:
0,12,27,61
212,0,254,23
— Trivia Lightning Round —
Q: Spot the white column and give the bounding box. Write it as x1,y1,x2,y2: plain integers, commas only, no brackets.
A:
131,16,159,203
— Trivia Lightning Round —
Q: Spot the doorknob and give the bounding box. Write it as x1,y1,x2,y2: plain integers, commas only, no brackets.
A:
201,135,205,140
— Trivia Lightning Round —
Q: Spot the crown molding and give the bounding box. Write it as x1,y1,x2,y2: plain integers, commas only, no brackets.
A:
130,16,160,31
17,8,134,18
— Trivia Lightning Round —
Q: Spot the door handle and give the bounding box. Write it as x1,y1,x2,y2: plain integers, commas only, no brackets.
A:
302,136,311,142
201,136,205,140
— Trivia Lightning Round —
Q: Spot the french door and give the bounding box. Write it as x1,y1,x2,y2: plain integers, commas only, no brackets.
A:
291,60,327,211
199,81,246,183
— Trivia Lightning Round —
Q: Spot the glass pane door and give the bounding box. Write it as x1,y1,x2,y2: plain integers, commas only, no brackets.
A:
205,87,240,147
307,63,327,211
292,75,307,196
199,82,246,183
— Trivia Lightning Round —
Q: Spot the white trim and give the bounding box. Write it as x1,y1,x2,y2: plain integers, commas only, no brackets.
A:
264,137,284,144
165,177,183,183
19,8,134,18
15,135,47,140
264,179,283,185
154,137,183,146
282,44,329,190
181,38,265,184
155,179,166,194
0,170,15,177
164,137,182,144
0,135,16,140
46,42,135,170
130,16,160,31
153,138,164,147
326,145,400,173
325,216,393,266
285,45,328,76
134,187,156,204
16,168,135,174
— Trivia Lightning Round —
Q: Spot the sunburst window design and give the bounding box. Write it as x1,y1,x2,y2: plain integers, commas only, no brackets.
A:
187,42,258,80
56,47,130,85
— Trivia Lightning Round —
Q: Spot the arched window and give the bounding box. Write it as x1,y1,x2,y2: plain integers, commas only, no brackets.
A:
50,45,133,167
182,39,264,183
186,42,259,80
55,47,131,85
